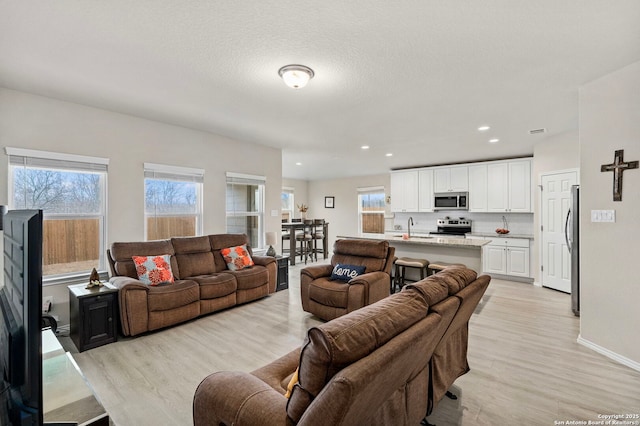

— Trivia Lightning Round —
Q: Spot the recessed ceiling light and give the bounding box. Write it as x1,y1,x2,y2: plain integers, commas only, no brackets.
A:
295,162,302,166
385,153,393,157
489,138,500,143
361,145,370,150
478,126,490,132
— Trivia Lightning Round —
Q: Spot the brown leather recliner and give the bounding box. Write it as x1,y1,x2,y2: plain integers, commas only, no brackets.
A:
300,239,395,321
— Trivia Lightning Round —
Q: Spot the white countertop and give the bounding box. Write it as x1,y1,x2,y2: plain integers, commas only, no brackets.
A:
338,234,489,249
466,232,534,240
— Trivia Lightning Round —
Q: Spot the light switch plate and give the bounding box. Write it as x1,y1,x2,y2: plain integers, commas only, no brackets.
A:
602,210,615,222
591,209,616,222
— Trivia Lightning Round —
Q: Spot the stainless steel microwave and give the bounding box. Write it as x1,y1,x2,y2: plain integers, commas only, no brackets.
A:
434,192,468,210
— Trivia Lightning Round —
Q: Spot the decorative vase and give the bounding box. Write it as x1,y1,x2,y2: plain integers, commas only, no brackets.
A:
301,211,307,220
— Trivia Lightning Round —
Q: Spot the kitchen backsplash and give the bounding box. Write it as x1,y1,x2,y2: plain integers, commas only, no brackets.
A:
391,211,534,236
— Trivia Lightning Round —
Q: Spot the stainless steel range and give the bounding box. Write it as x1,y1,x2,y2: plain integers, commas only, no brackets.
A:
429,218,471,238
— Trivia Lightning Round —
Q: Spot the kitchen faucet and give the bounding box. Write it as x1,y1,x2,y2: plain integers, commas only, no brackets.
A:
408,217,414,238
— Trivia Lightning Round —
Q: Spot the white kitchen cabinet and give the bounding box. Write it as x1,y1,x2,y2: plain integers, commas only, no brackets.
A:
468,164,488,212
390,170,419,212
486,159,531,213
482,237,530,278
418,169,434,212
433,166,469,193
507,160,532,212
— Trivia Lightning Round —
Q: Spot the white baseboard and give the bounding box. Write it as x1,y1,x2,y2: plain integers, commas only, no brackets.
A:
533,280,542,287
577,335,640,372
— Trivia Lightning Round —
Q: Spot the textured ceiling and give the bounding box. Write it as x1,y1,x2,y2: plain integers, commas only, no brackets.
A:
1,1,639,180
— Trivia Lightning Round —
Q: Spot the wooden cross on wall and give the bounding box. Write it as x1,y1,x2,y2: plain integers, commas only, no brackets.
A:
601,149,638,201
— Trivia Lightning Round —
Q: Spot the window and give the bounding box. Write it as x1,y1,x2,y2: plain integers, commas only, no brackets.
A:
7,148,108,279
358,187,386,236
226,172,265,248
144,163,204,241
281,187,294,222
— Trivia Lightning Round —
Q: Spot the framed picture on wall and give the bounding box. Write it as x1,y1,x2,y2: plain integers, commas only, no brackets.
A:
325,196,335,208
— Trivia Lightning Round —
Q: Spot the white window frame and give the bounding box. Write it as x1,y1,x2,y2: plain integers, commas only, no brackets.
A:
226,172,266,248
6,147,109,284
144,162,204,241
281,187,295,222
357,186,386,237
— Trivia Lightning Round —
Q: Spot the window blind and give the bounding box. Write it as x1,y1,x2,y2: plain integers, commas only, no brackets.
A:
144,163,204,183
6,147,108,172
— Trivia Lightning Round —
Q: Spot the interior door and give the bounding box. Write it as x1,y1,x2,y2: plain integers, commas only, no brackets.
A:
541,170,578,293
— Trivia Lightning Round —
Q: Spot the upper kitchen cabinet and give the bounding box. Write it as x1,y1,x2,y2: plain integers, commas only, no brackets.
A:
468,164,488,212
433,166,469,193
418,168,434,212
487,159,532,213
390,170,419,212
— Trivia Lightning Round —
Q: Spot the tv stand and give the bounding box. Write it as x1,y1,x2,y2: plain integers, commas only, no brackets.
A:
42,330,109,426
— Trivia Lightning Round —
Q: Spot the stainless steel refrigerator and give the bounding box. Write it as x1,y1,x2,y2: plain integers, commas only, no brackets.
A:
565,185,580,316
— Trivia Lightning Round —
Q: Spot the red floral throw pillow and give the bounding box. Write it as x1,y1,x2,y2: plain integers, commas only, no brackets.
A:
132,254,175,286
220,244,254,271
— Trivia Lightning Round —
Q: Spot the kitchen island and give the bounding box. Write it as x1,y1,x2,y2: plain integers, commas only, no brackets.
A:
337,233,490,275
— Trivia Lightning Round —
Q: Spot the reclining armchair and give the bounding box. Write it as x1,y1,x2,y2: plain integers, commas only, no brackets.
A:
300,239,395,321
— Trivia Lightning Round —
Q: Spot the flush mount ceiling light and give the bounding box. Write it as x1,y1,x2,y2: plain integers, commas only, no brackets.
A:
489,138,500,143
278,64,314,89
478,125,491,132
361,145,370,150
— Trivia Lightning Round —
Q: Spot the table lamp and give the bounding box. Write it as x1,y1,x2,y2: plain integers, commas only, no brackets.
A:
265,231,277,257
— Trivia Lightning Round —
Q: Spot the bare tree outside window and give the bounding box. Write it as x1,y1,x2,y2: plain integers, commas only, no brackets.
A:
12,167,106,276
145,178,201,240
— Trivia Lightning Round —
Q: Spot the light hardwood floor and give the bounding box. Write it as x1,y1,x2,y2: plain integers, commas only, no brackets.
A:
61,259,640,426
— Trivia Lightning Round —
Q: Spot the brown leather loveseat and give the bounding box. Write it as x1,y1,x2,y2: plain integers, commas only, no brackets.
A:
193,266,490,425
300,238,395,321
108,234,276,336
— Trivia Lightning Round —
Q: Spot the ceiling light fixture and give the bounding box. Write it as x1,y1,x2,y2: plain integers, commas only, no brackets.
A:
361,145,370,150
386,153,393,157
295,162,302,166
489,138,500,143
278,64,314,89
478,125,491,132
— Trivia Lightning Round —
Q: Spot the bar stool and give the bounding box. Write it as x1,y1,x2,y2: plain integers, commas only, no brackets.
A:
295,220,314,264
281,219,291,254
393,257,430,293
428,261,466,275
311,219,325,261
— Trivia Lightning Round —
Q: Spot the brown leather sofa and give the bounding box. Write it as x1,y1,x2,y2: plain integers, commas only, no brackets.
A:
300,239,395,321
193,266,490,425
107,234,277,336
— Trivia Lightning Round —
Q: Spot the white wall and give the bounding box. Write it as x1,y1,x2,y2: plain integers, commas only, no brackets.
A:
579,60,640,367
0,88,282,325
532,130,580,284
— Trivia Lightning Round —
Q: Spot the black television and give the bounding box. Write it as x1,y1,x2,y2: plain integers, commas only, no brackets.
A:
0,209,43,425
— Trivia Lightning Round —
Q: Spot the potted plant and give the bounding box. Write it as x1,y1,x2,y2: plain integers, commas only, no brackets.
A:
297,203,309,220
